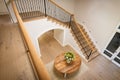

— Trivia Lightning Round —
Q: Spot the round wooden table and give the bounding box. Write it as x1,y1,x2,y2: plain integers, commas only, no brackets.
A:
54,53,81,78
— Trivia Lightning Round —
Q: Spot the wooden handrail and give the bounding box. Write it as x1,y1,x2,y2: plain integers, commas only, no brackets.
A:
49,0,72,15
10,0,51,80
72,15,94,52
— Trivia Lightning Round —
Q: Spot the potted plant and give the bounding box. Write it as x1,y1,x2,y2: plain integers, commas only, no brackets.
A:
64,52,75,64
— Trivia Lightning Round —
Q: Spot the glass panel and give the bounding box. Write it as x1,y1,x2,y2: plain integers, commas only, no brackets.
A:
119,25,120,29
114,57,120,64
117,52,120,58
103,50,112,57
106,32,120,53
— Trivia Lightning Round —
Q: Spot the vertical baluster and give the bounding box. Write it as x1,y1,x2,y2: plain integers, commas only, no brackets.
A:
63,10,66,21
63,10,67,22
19,0,25,18
25,0,30,17
45,0,47,16
21,0,25,18
62,9,65,21
39,0,42,16
14,0,19,12
55,5,58,19
52,4,55,17
20,0,25,18
58,8,61,21
54,5,57,19
49,1,52,17
44,0,47,16
46,0,50,16
48,2,51,17
34,0,36,17
15,0,22,18
36,0,39,17
32,0,34,17
52,4,54,17
25,0,30,18
34,0,37,17
42,0,44,15
40,0,43,16
54,4,56,18
31,0,33,17
35,0,38,17
69,15,72,28
30,0,34,17
28,0,31,18
38,0,41,16
22,0,27,18
18,0,22,18
59,8,62,21
49,0,52,16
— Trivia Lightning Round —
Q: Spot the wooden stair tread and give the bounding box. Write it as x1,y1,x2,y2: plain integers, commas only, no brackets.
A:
87,50,100,62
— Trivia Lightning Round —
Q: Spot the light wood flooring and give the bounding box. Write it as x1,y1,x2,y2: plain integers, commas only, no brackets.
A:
0,15,36,80
39,30,120,80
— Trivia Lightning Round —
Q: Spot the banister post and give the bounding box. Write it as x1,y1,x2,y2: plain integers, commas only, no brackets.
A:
69,14,74,28
87,50,93,59
44,0,47,17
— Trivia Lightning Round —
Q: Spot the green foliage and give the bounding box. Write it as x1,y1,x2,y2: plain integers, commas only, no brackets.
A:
64,52,75,63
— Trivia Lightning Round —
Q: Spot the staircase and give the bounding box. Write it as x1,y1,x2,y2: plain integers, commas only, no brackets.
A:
8,0,99,61
70,22,98,61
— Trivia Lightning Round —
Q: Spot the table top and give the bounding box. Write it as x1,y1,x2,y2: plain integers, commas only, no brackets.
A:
54,53,81,74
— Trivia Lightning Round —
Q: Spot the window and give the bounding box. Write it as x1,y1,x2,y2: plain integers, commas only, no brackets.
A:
106,32,120,53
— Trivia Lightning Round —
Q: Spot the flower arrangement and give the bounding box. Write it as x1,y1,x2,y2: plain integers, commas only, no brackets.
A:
64,52,75,64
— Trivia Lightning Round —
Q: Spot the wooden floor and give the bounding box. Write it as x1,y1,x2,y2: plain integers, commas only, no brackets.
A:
39,30,120,80
0,15,36,80
0,15,120,80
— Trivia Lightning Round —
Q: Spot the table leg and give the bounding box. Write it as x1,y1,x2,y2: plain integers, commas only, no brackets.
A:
64,73,67,78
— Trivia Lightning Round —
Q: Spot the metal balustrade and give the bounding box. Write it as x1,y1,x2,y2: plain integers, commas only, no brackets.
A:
14,0,71,22
14,0,45,19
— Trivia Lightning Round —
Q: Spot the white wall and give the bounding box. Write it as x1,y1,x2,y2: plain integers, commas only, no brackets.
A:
74,0,120,52
24,18,66,56
53,0,75,14
54,29,64,46
24,18,85,59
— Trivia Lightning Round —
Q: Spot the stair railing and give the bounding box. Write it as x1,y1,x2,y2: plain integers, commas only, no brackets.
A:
48,0,95,59
71,16,95,59
14,0,46,19
46,0,71,23
10,0,51,80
